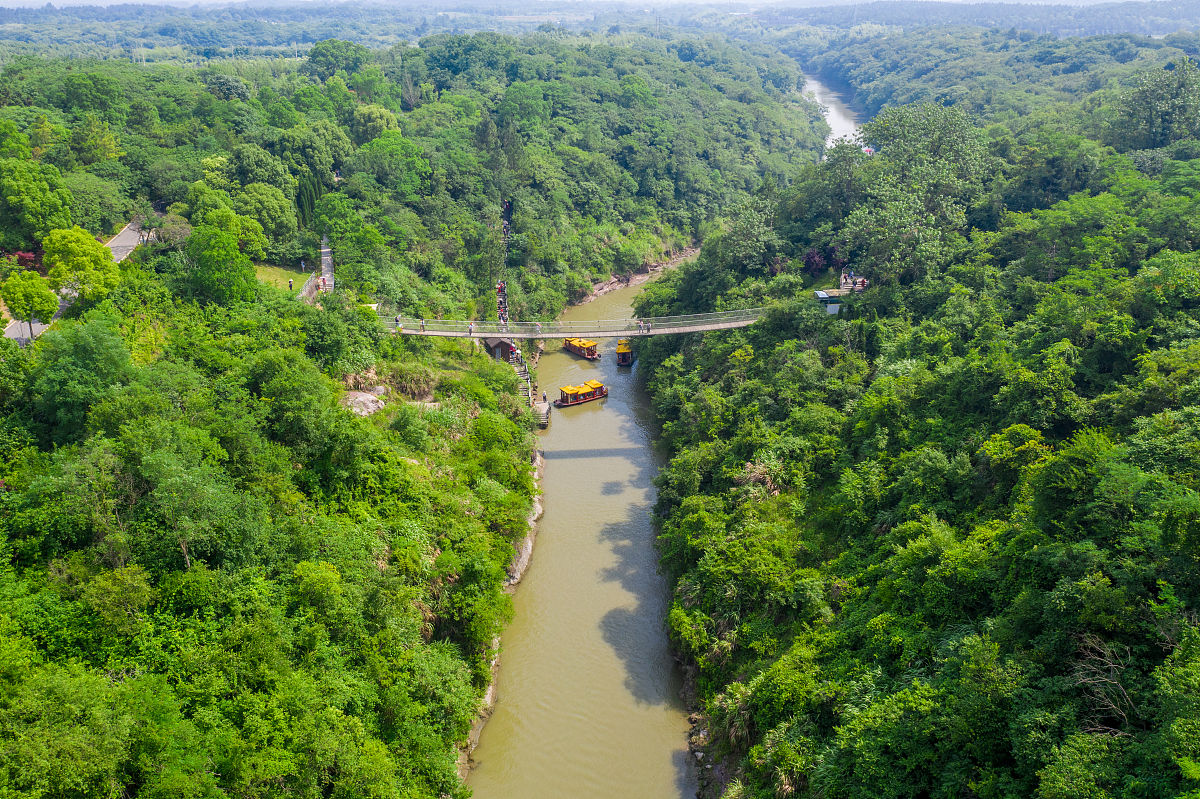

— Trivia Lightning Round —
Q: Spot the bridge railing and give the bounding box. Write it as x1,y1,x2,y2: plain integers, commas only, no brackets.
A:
378,308,764,336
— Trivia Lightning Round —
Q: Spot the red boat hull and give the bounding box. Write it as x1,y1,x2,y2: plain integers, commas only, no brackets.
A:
554,387,608,407
564,342,600,360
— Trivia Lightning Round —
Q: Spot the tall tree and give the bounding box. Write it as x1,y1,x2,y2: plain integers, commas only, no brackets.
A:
349,130,430,202
0,159,73,251
235,183,297,244
0,270,58,340
302,39,371,81
43,226,119,302
185,225,256,305
0,120,31,160
230,144,297,198
1113,58,1200,150
350,104,399,146
29,314,133,444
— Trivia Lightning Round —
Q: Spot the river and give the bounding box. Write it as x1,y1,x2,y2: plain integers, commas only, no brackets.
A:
468,283,696,798
468,81,862,797
804,75,862,148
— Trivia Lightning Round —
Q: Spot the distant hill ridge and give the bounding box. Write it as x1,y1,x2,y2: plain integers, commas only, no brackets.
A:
759,0,1200,38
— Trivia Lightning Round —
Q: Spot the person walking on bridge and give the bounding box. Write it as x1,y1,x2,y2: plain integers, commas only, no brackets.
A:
468,322,475,336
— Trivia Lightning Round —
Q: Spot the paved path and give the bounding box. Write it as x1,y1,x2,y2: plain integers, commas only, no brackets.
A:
383,308,765,339
105,221,142,263
319,236,333,293
3,221,139,344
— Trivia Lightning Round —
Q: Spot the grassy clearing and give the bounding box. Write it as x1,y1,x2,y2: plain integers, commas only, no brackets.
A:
255,264,311,292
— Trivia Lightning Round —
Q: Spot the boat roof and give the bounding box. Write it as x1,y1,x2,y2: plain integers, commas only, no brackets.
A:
616,342,631,352
584,379,605,390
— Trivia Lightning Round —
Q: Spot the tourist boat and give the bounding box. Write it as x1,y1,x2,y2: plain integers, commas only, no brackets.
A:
563,337,600,359
615,338,634,366
555,379,608,407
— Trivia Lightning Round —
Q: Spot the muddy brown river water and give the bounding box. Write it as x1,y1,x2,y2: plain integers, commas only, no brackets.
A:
804,75,862,149
468,282,697,798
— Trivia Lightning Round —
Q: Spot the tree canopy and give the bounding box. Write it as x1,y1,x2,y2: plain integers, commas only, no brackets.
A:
0,269,58,339
634,34,1200,799
185,224,256,304
43,225,118,301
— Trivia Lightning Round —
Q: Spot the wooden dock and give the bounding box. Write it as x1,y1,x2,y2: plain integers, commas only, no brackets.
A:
534,401,551,428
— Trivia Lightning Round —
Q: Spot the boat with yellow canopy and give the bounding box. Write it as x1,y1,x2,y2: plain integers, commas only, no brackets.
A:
554,379,608,408
563,337,600,359
615,338,634,366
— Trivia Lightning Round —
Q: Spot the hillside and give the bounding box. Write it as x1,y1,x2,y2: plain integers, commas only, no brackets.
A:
636,51,1200,799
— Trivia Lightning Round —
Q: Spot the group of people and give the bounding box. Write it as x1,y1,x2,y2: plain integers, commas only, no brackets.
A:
394,316,426,333
840,271,869,291
636,319,653,333
509,345,540,401
497,281,510,328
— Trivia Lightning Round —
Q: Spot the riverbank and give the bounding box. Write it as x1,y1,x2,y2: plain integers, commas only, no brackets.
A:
678,74,863,799
458,448,546,780
582,247,699,304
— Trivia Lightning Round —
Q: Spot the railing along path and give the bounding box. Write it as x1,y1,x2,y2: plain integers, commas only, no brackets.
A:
382,308,764,338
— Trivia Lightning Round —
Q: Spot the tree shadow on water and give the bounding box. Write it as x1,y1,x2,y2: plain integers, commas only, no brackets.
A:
593,456,682,705
674,748,698,796
566,407,696,794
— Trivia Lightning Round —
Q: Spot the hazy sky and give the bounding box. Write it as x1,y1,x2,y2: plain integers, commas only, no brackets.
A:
0,0,885,8
0,0,1116,9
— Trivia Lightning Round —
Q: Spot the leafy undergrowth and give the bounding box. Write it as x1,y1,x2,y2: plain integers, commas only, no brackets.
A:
0,249,536,798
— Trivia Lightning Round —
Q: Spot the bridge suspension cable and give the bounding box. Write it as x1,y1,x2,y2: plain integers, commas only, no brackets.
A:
381,308,766,338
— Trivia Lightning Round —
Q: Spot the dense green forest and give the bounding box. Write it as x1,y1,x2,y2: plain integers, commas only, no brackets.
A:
0,279,536,798
0,28,826,798
635,37,1200,799
10,5,1200,797
0,32,823,321
786,27,1185,120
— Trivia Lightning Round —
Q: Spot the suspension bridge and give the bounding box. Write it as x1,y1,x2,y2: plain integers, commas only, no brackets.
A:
381,308,766,338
